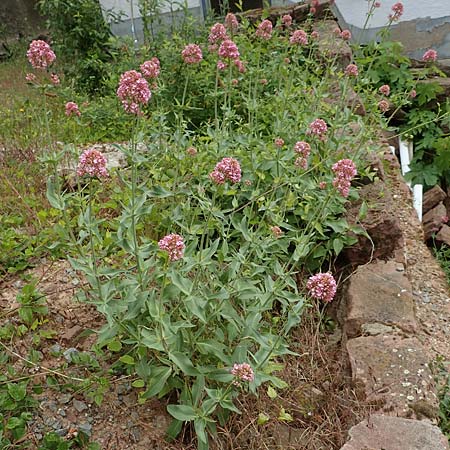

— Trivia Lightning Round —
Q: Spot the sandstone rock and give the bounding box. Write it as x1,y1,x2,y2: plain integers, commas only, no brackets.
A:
340,415,449,450
344,182,404,264
436,224,450,246
345,260,417,337
314,20,352,68
423,202,447,240
423,185,446,214
346,335,438,418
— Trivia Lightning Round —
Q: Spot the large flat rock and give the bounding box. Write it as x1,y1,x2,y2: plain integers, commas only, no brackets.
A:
340,415,449,450
345,260,417,336
347,335,438,418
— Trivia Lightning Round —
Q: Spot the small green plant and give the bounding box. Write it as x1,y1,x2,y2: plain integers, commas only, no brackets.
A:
16,281,48,326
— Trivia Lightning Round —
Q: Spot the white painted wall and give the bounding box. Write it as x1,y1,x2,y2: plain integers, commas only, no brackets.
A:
101,0,201,21
334,0,450,29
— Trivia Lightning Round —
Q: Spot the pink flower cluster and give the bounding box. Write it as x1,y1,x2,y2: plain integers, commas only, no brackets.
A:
65,101,81,117
231,363,254,382
308,118,328,139
210,157,242,184
378,99,390,112
332,158,357,198
271,226,283,238
274,138,284,148
25,73,36,83
50,73,60,85
117,70,151,115
234,59,246,73
340,29,351,40
209,23,228,45
218,39,240,60
389,2,404,21
281,14,292,27
345,63,358,77
27,40,56,69
182,44,203,64
76,149,108,178
306,272,337,303
140,57,160,79
293,141,311,169
225,13,239,32
290,29,308,45
158,233,185,261
422,49,437,62
256,19,273,40
378,84,390,96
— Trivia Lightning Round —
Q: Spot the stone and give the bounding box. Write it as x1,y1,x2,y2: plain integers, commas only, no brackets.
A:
340,415,449,450
345,260,417,337
361,323,395,336
314,20,352,68
346,335,438,418
423,202,447,240
324,82,366,116
344,182,404,265
423,185,446,214
61,325,83,342
73,399,88,412
78,422,92,437
63,347,79,363
436,224,450,246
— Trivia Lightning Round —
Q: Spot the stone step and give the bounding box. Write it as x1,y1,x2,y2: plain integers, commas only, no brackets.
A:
340,415,449,450
347,334,438,419
344,259,417,337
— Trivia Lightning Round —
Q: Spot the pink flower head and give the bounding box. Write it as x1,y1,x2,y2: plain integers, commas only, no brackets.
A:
389,2,404,21
217,60,227,71
374,1,381,7
281,14,292,27
332,158,357,198
274,138,284,148
210,157,241,184
333,27,341,36
50,73,60,85
209,23,228,45
158,233,185,261
271,226,283,237
225,13,239,32
293,141,311,158
76,149,108,178
256,19,273,40
260,78,268,85
186,146,197,156
232,78,238,86
231,363,254,382
65,101,81,117
284,57,291,64
117,70,151,115
308,118,328,138
378,84,390,96
307,272,337,303
27,40,56,69
378,99,390,113
234,59,246,73
340,29,352,40
182,44,203,64
25,73,36,83
311,30,320,40
64,104,80,121
218,39,240,60
294,156,308,169
290,29,308,45
318,181,327,189
422,49,437,62
344,63,358,77
140,57,160,79
409,89,417,99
